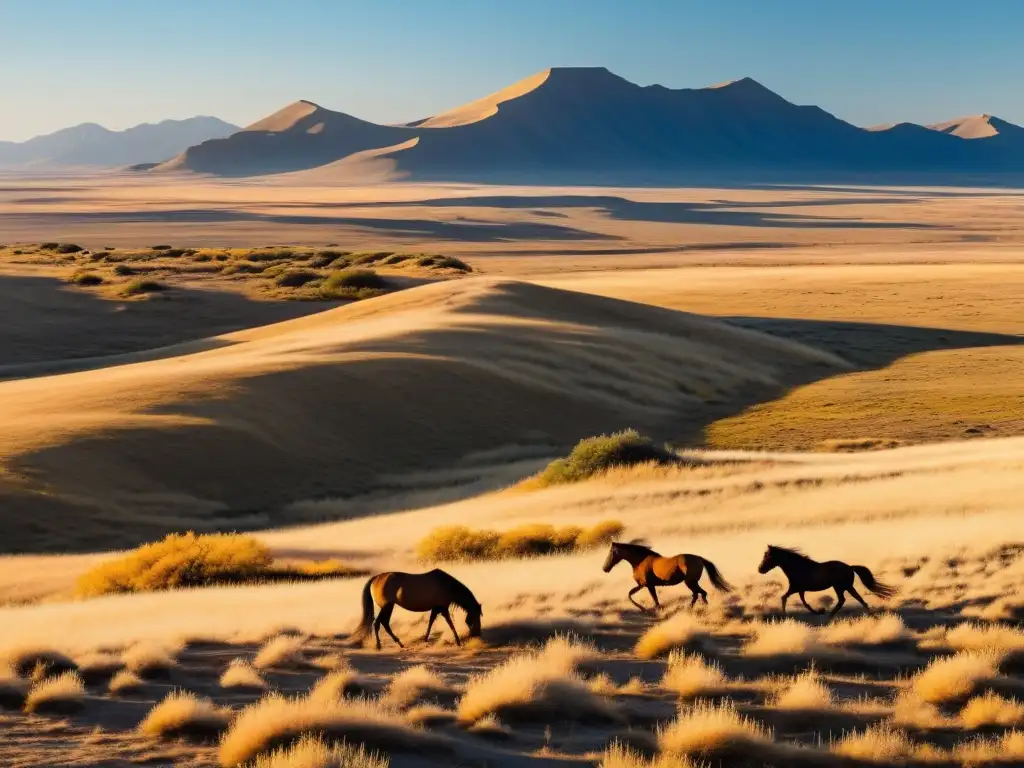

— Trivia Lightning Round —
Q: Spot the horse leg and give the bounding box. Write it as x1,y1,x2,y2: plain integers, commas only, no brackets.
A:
685,579,703,609
423,608,439,642
372,604,387,650
647,585,662,611
378,603,404,648
828,587,847,618
628,585,648,612
440,607,462,646
848,585,870,612
799,592,822,615
780,589,795,614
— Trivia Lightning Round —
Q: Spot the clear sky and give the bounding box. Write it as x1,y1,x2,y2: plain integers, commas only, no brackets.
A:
4,0,1023,141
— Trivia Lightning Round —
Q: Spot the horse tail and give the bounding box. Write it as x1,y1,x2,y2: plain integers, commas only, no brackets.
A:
852,565,897,599
349,576,377,643
700,557,734,592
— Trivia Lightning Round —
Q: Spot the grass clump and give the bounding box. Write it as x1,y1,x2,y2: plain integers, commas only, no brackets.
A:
24,671,86,714
657,701,771,761
139,690,232,742
251,734,389,768
384,666,452,709
434,255,471,271
43,242,83,254
532,430,677,487
75,651,124,684
221,659,268,691
772,669,833,709
416,520,623,563
959,691,1024,728
108,670,146,695
661,651,728,699
910,651,1000,704
832,724,923,762
320,269,387,300
122,642,178,678
274,269,321,288
68,270,103,286
0,647,77,679
254,635,308,670
121,277,168,296
113,263,136,276
635,613,710,660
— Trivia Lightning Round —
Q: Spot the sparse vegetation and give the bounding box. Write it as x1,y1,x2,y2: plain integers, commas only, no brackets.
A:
254,634,307,670
252,735,389,768
221,659,267,691
0,664,29,709
23,671,86,714
320,269,388,299
910,651,1000,704
657,701,771,761
122,642,177,678
120,278,169,296
0,648,77,679
531,430,678,487
274,269,321,288
416,520,623,563
661,651,728,698
68,270,103,286
113,263,136,276
435,255,471,271
139,690,232,741
108,670,145,695
635,613,711,660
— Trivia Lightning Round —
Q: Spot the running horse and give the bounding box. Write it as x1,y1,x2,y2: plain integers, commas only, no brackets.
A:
758,545,897,617
351,569,482,650
602,541,733,611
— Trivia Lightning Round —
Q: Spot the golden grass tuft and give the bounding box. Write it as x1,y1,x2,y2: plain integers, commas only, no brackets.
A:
456,637,616,725
960,691,1024,728
635,613,709,660
416,520,623,563
657,701,771,759
661,651,727,699
122,642,177,678
832,724,922,762
817,614,907,647
465,713,513,740
308,668,371,704
944,622,1024,654
742,619,819,657
254,635,308,670
23,670,86,714
772,669,833,710
0,647,77,678
909,651,1000,704
0,663,29,709
404,705,457,728
139,690,233,742
953,730,1024,764
890,691,951,729
218,693,447,767
384,665,452,709
108,670,146,696
221,659,268,691
251,734,389,768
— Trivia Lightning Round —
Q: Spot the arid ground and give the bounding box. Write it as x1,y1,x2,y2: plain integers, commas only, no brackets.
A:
0,174,1022,767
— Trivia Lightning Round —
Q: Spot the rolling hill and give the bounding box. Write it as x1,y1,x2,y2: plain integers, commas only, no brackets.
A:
0,116,238,168
153,67,1024,181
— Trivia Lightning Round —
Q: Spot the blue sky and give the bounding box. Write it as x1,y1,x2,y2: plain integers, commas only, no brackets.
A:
4,0,1023,141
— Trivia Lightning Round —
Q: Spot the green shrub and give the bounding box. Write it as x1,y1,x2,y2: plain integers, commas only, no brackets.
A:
121,279,168,296
435,256,471,272
274,269,321,288
417,520,624,563
68,271,103,286
534,430,677,487
323,269,384,290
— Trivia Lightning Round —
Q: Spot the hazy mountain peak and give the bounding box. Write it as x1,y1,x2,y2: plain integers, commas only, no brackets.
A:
929,113,1023,139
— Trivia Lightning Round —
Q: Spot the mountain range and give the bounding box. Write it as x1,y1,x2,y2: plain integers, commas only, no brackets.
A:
0,117,238,169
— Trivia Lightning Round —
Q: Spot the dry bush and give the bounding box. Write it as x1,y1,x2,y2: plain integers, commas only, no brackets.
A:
24,670,86,714
123,642,177,678
944,622,1024,654
0,647,77,678
108,670,146,695
832,724,923,762
910,651,1000,704
662,652,727,699
405,705,457,728
742,619,819,657
121,278,168,296
635,613,710,660
251,734,389,768
416,520,623,563
68,270,104,286
384,665,453,709
308,668,371,704
254,635,308,670
139,691,232,742
221,659,268,691
75,651,124,684
954,730,1024,764
320,269,387,300
218,693,447,766
532,430,677,487
456,637,615,725
960,691,1024,728
658,701,771,761
0,664,29,709
890,692,950,729
817,614,907,647
772,669,833,710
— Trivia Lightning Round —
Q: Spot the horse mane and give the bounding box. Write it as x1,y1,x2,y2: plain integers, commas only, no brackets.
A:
432,569,481,615
616,540,658,557
768,545,813,564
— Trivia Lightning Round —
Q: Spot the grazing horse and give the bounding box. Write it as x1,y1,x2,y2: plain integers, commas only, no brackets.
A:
602,541,733,611
351,569,482,650
758,545,897,617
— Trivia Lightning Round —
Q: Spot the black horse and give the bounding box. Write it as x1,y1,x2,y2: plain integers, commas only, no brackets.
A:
758,545,896,617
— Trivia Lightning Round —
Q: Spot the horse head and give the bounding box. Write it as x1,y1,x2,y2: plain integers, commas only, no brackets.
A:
602,543,623,573
758,546,777,574
466,602,483,638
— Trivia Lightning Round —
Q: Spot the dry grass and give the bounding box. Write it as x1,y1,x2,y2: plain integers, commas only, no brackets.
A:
742,619,819,657
831,724,923,762
122,641,177,678
383,665,452,708
959,691,1024,728
0,647,77,678
910,651,1001,704
890,691,951,729
0,663,29,708
308,668,371,704
657,701,771,760
108,669,146,695
139,690,233,742
661,651,728,699
817,614,908,647
218,693,446,766
953,730,1024,764
221,659,268,691
254,635,308,670
251,734,389,768
75,651,124,683
416,519,623,563
23,670,86,714
635,613,710,660
944,622,1024,654
772,669,834,710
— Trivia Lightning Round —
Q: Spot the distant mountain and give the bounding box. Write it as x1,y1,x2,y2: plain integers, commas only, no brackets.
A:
929,114,1024,140
0,117,239,168
152,67,1024,182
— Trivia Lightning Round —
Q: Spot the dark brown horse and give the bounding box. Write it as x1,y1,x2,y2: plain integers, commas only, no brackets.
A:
352,569,482,650
602,541,733,611
758,545,897,617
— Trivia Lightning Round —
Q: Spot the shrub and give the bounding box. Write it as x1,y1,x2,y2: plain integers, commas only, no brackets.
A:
960,692,1024,728
123,642,178,679
309,668,371,703
657,701,770,759
194,253,212,262
434,256,471,272
151,244,172,250
910,651,1000,704
350,251,392,265
56,243,84,254
416,520,623,563
308,251,345,268
773,669,833,709
384,666,452,709
661,652,727,699
138,691,232,742
417,256,437,267
40,242,60,250
383,254,408,265
24,671,86,714
75,651,123,684
533,430,677,487
112,263,136,276
68,270,103,286
121,278,168,296
274,269,321,288
251,735,389,768
221,659,267,691
109,670,145,695
254,635,307,670
636,614,710,660
321,269,388,300
832,724,921,762
742,619,819,657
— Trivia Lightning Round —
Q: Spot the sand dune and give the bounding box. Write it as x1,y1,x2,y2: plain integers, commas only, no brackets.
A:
0,278,841,553
930,114,1024,140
